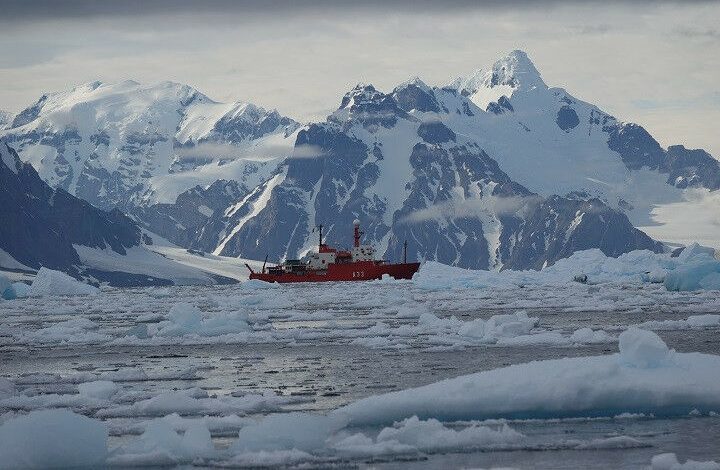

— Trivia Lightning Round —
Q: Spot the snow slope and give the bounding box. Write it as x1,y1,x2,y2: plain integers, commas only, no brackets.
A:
1,80,298,210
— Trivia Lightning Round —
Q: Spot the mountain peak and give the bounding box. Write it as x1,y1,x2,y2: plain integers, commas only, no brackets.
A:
338,83,383,110
489,49,544,89
395,76,431,91
450,49,546,98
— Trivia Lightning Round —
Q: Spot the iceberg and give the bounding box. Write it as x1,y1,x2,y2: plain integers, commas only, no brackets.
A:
28,267,99,297
0,274,12,300
651,453,720,470
10,282,30,298
414,246,720,292
665,259,720,291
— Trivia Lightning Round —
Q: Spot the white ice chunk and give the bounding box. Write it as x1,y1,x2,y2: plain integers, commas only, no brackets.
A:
336,332,720,425
375,416,524,451
415,247,720,292
78,380,119,400
618,328,671,368
0,274,12,300
241,279,280,289
109,419,215,466
232,413,348,453
155,303,251,337
651,452,720,470
21,318,111,344
0,409,107,469
10,282,30,298
28,268,99,297
0,379,16,400
97,387,295,418
665,259,720,291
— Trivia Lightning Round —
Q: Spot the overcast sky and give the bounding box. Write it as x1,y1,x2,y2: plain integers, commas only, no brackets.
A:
1,0,719,155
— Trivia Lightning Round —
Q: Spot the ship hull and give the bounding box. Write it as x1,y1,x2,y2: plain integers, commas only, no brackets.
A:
248,261,420,283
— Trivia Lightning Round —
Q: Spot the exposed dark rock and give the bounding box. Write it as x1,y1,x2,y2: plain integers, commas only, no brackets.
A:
417,121,456,144
556,105,580,131
0,141,141,278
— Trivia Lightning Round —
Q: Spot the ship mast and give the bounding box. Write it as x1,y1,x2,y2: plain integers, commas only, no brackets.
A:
353,219,362,248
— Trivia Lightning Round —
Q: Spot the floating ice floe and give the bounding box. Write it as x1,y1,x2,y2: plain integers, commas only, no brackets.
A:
27,267,99,297
0,274,19,300
0,276,28,300
636,314,720,331
78,381,119,400
412,311,611,348
96,387,303,418
336,328,720,425
651,453,720,470
0,409,108,469
19,318,111,345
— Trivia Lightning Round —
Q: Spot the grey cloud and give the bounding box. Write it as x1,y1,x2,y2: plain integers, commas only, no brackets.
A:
675,27,720,39
398,195,542,225
1,0,714,22
175,142,323,162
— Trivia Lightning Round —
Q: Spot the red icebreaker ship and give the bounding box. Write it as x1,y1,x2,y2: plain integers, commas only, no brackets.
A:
247,220,420,283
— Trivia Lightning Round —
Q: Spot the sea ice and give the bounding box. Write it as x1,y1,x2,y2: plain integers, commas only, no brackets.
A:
232,412,348,452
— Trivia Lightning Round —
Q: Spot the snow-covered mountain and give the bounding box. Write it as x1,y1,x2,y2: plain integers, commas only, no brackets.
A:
193,79,662,269
0,141,238,286
164,50,717,269
0,110,11,129
6,51,718,271
1,80,299,211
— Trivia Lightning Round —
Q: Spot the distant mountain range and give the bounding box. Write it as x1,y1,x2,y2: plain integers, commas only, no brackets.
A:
2,50,718,277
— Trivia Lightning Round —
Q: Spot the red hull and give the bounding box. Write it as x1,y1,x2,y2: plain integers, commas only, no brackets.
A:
249,261,420,283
